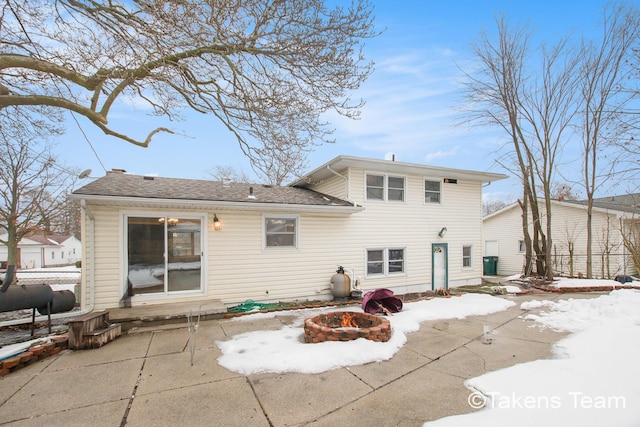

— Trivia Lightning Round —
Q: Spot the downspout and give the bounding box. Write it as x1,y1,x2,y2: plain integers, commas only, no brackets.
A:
326,165,356,206
0,199,96,329
77,199,96,315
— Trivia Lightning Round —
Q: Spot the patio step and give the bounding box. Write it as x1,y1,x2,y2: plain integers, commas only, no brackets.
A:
108,299,227,331
67,310,121,349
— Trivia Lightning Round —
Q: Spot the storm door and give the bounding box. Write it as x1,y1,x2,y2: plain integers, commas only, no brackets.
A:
126,216,203,296
432,243,448,290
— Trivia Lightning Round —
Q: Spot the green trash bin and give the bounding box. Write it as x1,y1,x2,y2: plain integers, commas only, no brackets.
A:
483,256,498,275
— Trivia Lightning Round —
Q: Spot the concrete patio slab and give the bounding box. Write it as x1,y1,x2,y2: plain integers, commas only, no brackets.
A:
136,347,241,396
403,326,471,360
0,292,605,426
45,333,151,370
0,358,142,422
125,377,268,427
308,366,477,426
345,347,432,389
4,400,129,427
249,369,373,426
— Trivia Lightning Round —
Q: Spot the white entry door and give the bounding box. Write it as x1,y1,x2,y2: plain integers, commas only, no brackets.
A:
432,244,448,290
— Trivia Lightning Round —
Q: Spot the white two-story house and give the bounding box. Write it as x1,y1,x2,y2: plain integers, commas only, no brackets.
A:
70,155,506,310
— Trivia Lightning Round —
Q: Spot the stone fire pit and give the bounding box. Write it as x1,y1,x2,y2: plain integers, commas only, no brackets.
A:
303,311,391,343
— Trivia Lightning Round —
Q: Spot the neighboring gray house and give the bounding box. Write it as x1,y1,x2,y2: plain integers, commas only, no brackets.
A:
483,194,640,278
70,155,506,310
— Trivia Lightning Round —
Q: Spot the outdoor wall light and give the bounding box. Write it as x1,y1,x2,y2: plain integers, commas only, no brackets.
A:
213,214,222,231
438,227,447,238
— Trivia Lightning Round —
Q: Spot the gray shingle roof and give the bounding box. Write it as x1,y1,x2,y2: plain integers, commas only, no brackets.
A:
565,193,640,214
72,171,356,207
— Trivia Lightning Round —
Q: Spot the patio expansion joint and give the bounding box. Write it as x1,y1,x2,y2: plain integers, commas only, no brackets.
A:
119,334,153,427
246,375,275,427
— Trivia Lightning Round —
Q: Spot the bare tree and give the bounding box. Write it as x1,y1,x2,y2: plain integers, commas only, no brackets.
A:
577,2,640,278
1,0,378,177
205,165,250,184
620,217,640,274
551,182,580,201
56,197,82,239
463,17,579,280
483,199,510,216
0,125,76,275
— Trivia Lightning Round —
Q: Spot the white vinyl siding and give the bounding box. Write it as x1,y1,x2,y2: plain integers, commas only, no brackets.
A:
483,201,634,277
81,163,491,310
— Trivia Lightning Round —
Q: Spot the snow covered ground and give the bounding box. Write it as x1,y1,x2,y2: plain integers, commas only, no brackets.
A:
217,279,640,425
425,287,640,426
217,293,515,375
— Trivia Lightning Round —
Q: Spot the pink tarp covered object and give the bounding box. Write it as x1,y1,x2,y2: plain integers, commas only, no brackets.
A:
362,288,403,315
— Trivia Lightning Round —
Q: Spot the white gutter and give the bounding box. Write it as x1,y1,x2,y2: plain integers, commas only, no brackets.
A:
69,194,363,215
326,165,357,207
0,200,96,329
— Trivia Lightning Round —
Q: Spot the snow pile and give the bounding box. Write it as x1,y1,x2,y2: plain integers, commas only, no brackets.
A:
425,289,640,426
216,294,515,375
551,277,629,288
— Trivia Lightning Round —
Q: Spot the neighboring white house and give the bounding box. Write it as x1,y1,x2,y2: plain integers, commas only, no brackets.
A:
70,155,507,310
482,194,640,278
0,231,82,269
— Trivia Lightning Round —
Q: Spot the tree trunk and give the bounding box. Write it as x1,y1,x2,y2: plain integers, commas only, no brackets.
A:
518,198,534,275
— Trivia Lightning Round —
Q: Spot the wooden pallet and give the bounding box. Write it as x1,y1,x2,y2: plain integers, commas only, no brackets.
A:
67,311,121,350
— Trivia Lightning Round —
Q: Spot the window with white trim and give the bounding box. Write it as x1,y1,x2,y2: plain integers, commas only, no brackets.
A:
264,216,298,248
366,174,405,202
518,240,526,253
462,245,472,268
366,247,406,276
387,177,405,201
424,179,441,203
366,249,384,275
366,174,384,200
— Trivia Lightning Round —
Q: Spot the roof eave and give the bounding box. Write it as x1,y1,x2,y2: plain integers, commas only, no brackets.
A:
69,194,364,216
290,155,508,187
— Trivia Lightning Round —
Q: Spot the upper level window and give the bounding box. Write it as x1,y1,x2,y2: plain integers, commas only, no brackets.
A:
387,177,405,201
462,245,472,268
425,180,441,203
265,216,298,248
366,174,405,202
366,175,384,200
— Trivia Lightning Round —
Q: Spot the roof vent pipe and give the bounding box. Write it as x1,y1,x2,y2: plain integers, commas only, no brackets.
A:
248,186,255,199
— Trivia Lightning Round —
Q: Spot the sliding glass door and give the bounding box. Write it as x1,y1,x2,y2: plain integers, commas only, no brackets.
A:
127,215,203,296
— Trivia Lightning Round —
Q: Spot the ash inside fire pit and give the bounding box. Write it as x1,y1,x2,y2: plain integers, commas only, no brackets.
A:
303,311,391,343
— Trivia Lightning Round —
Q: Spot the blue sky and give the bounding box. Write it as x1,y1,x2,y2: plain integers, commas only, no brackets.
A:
60,0,613,202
